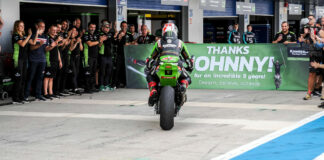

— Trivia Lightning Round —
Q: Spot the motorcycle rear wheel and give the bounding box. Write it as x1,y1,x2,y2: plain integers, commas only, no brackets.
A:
159,86,175,130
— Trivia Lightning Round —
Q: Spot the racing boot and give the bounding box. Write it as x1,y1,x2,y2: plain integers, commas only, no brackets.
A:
179,80,189,105
180,80,189,94
148,82,158,106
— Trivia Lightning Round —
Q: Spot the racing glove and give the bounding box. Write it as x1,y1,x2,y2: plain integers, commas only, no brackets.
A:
186,56,194,72
146,58,155,70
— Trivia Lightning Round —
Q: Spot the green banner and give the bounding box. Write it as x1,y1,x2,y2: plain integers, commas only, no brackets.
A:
124,44,309,90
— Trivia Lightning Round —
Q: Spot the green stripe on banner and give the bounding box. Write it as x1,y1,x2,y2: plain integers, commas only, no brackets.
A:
288,57,309,61
124,44,309,91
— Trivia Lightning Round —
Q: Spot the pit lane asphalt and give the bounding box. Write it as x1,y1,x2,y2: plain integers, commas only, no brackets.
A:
0,89,322,160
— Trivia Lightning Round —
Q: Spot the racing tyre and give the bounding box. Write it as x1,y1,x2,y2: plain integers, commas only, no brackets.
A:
159,86,175,130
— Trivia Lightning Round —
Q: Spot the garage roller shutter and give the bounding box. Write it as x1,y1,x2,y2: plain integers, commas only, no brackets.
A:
253,0,274,15
127,0,181,11
204,0,274,17
23,0,107,6
203,0,236,17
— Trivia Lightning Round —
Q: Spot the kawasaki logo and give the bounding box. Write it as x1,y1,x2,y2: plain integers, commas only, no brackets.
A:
162,57,174,61
2,78,11,83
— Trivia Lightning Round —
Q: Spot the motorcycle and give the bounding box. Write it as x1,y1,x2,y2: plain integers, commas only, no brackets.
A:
149,55,193,130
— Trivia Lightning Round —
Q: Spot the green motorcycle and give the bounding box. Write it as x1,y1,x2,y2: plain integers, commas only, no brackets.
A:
150,55,193,130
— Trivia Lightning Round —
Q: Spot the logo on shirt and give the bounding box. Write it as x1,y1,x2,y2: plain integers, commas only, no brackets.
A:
36,38,47,44
15,72,21,77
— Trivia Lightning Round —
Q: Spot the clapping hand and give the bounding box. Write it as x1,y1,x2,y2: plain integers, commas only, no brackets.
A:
40,40,46,46
50,41,57,47
28,28,32,36
311,62,320,69
276,34,283,42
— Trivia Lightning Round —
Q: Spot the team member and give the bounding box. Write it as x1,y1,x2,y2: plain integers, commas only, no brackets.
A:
272,21,297,44
56,21,71,96
302,16,322,100
299,25,311,43
61,19,69,35
228,23,241,44
98,22,114,91
69,27,83,94
130,24,139,40
243,25,256,44
25,20,47,101
113,21,133,88
315,16,324,98
73,18,85,38
43,25,63,99
96,22,111,90
11,20,32,104
82,22,105,93
135,25,156,44
300,24,316,100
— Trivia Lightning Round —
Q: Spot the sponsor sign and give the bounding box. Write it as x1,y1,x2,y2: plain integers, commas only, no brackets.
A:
200,0,226,11
236,2,256,15
124,44,308,90
161,0,188,6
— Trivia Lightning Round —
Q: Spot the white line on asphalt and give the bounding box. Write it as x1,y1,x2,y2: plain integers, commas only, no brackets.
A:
0,111,294,131
48,99,147,106
46,99,320,111
211,111,324,160
314,153,324,160
186,102,319,111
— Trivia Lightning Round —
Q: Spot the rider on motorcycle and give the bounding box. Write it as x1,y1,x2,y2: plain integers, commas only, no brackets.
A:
145,23,194,106
273,60,283,77
273,59,283,89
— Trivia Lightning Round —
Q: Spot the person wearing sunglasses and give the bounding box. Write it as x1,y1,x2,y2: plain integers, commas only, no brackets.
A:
98,22,114,91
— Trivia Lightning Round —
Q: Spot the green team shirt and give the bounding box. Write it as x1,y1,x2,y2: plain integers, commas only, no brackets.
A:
12,33,29,68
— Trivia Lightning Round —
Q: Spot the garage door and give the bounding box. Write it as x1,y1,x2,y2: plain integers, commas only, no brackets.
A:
127,0,181,11
204,0,274,17
22,0,107,6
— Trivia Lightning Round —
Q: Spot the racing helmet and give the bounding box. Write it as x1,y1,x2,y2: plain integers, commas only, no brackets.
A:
300,18,309,29
162,23,178,40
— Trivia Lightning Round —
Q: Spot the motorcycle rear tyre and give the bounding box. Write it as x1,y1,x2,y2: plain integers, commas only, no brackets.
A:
159,86,175,130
